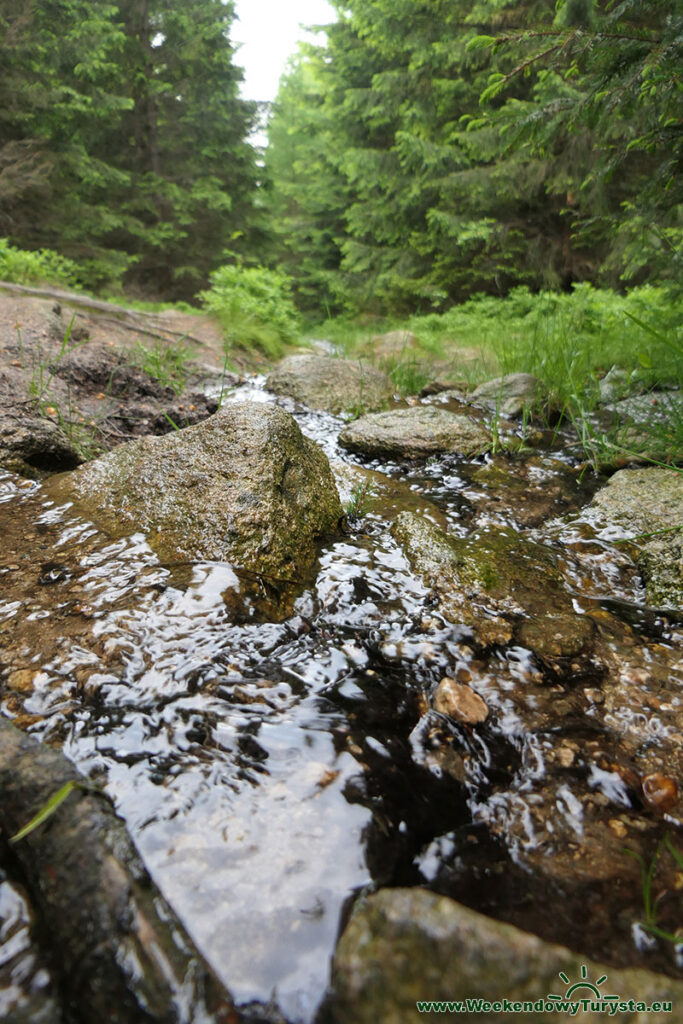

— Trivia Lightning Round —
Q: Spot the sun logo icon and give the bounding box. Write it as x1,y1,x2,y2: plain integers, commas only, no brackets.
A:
548,965,619,1002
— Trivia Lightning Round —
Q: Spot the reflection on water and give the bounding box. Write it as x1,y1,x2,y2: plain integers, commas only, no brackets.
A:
0,384,682,1021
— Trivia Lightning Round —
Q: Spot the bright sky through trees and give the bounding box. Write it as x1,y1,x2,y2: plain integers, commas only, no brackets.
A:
232,0,334,102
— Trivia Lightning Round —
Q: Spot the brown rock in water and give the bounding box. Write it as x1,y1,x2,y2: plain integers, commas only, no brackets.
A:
46,401,342,579
266,353,393,414
433,677,489,724
641,773,678,814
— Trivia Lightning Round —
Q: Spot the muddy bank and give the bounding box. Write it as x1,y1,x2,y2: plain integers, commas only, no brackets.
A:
0,288,246,473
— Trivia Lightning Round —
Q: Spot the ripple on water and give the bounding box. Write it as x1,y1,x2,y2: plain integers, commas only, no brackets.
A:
1,398,682,1018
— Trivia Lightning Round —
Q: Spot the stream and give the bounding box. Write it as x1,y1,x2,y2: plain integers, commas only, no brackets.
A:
1,378,681,1023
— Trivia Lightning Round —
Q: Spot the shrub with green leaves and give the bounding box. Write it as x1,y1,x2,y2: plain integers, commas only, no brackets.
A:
199,264,301,358
0,239,84,289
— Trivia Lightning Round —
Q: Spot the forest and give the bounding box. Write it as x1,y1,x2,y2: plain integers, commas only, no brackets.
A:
1,0,680,311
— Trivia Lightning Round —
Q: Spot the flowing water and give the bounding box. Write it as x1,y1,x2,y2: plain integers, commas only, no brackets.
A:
1,381,681,1022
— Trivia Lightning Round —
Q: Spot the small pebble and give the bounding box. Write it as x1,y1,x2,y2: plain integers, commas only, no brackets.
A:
7,669,36,693
642,773,678,813
434,677,488,725
556,745,576,768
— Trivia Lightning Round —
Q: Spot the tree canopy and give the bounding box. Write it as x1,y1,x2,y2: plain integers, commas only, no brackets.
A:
264,0,682,314
1,0,680,309
0,0,257,296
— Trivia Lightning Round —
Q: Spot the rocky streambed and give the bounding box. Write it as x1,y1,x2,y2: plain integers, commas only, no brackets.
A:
0,320,682,1023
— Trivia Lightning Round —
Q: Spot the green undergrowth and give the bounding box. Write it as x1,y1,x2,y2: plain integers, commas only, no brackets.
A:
200,264,301,360
311,284,683,466
0,239,85,290
127,341,194,396
107,296,200,315
318,285,681,396
411,284,681,400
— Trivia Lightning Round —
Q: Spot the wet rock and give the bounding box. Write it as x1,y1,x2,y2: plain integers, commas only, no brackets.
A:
266,354,393,415
0,718,237,1024
0,407,81,472
471,373,544,418
331,459,447,528
339,406,491,460
391,512,594,658
326,889,683,1024
47,402,342,578
598,365,634,403
433,677,488,724
641,773,679,814
589,468,683,608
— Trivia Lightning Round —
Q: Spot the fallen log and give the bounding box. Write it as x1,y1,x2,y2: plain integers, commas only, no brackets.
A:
0,718,239,1024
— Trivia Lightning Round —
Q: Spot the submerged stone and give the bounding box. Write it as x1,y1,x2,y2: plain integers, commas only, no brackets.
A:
331,459,447,528
47,402,342,578
339,406,491,460
326,889,683,1024
391,512,593,658
433,677,488,724
589,467,683,608
468,455,593,528
266,354,393,415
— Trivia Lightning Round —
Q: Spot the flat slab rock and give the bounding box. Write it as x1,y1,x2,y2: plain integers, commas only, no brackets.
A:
326,889,683,1024
589,467,683,608
266,354,393,415
339,406,491,459
46,402,342,579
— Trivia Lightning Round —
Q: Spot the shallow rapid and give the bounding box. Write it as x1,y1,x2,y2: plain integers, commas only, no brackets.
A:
1,379,681,1022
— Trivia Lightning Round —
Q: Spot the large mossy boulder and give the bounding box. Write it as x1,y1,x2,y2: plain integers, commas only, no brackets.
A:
46,402,342,578
589,468,683,608
266,354,393,415
391,512,593,658
339,406,491,460
326,889,683,1024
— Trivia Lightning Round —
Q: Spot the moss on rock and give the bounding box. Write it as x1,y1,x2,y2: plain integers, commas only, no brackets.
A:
391,512,593,658
589,468,683,608
327,889,683,1024
46,402,342,579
